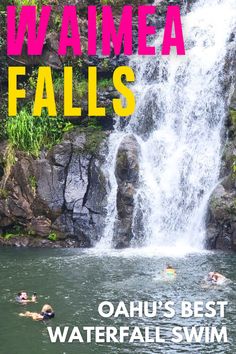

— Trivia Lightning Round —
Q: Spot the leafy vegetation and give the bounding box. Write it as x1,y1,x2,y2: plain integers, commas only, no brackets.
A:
0,143,16,189
3,233,17,240
87,117,102,130
13,0,49,6
0,0,50,9
81,127,106,154
29,175,37,195
75,80,88,100
98,78,113,90
0,188,8,199
0,112,7,142
0,0,114,153
6,110,73,156
101,0,115,4
48,232,57,242
2,68,111,156
230,109,236,127
2,225,24,239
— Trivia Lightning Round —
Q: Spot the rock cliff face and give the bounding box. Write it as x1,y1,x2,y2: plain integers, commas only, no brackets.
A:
0,129,109,247
114,135,140,248
204,26,236,251
206,89,236,251
0,131,142,248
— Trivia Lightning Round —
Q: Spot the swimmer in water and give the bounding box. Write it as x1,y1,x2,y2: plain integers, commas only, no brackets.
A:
31,293,37,302
16,291,37,304
19,304,55,321
207,272,227,285
165,265,176,278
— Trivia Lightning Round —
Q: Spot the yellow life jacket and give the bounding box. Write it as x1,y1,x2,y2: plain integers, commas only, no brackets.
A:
166,269,175,276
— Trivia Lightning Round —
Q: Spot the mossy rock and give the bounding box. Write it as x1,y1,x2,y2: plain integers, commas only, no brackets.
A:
0,188,8,199
226,200,236,216
72,127,107,155
84,129,106,155
230,109,236,127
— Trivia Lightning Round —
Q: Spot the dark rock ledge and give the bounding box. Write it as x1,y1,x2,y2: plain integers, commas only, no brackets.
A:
0,129,110,248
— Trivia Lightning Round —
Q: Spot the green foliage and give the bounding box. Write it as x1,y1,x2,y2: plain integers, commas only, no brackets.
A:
83,127,106,154
0,35,4,48
101,0,115,4
0,101,8,142
14,0,36,4
29,175,37,194
14,0,48,6
0,0,13,11
27,229,36,236
0,117,7,142
98,78,113,90
226,200,236,215
4,233,16,240
53,13,62,32
6,110,46,156
232,156,236,180
71,77,113,101
0,143,16,190
54,76,65,98
97,13,102,27
75,80,88,100
6,110,74,156
3,225,24,239
63,122,74,133
0,188,8,199
230,109,236,127
233,161,236,173
29,69,39,90
48,232,57,242
101,59,110,71
87,118,102,130
106,105,114,116
4,144,16,168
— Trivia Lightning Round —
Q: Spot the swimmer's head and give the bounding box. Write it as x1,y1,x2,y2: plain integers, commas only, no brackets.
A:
41,304,53,314
208,272,214,280
166,265,174,270
21,291,28,300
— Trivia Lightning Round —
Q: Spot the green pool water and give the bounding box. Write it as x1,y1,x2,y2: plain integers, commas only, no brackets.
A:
0,248,235,354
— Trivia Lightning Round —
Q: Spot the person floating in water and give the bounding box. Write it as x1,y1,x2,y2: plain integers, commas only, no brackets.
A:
208,272,227,285
165,265,176,278
19,304,55,321
16,291,37,304
31,293,37,303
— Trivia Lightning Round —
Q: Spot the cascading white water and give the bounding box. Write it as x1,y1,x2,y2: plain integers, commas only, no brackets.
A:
99,0,236,252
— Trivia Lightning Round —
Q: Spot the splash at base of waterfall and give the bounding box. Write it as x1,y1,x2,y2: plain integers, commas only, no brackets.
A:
89,242,210,258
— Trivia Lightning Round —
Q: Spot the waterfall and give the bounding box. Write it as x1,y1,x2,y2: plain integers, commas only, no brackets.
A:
98,0,236,252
